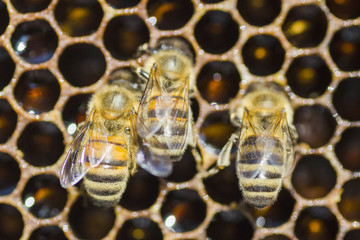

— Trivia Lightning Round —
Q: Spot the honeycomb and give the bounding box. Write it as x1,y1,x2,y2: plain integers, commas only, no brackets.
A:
0,0,359,239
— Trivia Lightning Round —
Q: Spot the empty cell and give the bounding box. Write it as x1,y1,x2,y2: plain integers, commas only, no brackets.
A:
237,0,281,26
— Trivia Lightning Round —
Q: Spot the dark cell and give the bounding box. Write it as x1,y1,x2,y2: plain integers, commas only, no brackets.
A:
335,127,360,171
194,10,239,54
237,0,281,26
338,178,360,221
0,47,15,90
326,0,360,20
261,235,291,240
59,43,106,87
333,77,360,121
29,226,67,240
0,1,9,35
190,98,199,123
202,0,223,3
344,229,360,240
0,99,17,143
11,20,58,64
10,0,51,13
0,152,20,196
166,148,197,182
0,203,24,240
116,218,163,240
106,0,140,8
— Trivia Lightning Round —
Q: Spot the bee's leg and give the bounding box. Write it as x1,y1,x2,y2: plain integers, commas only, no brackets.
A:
218,133,239,167
187,107,196,148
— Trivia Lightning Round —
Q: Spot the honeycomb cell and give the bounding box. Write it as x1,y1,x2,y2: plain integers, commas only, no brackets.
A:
242,34,285,76
0,203,24,240
202,0,223,3
194,10,239,54
69,197,116,239
329,26,360,71
0,47,15,90
0,1,9,35
282,4,328,48
335,127,360,171
237,0,281,26
0,152,20,196
197,61,240,104
119,168,160,211
199,111,236,154
17,121,65,167
344,229,360,240
166,148,197,183
59,43,106,87
338,178,360,221
116,218,163,240
104,15,150,60
14,69,60,114
11,19,58,64
10,0,51,13
326,0,360,20
295,206,338,240
146,0,194,30
286,54,332,98
54,0,103,37
294,105,336,148
29,226,67,240
190,97,199,122
106,0,140,9
203,159,242,204
332,77,360,121
206,210,253,240
261,235,290,240
161,189,206,232
0,99,17,143
292,155,336,199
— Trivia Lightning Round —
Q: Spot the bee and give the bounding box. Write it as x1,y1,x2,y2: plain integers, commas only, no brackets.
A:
217,82,297,209
134,38,196,177
60,69,143,207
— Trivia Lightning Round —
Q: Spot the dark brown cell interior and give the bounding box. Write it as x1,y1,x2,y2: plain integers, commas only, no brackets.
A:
0,1,9,35
326,0,360,20
161,189,206,232
329,26,360,71
11,19,58,64
194,10,239,54
116,218,163,240
261,235,291,240
335,127,360,171
237,0,281,26
146,0,194,30
242,34,285,76
54,0,103,37
294,206,338,240
10,0,51,13
332,77,360,121
69,196,116,240
344,229,360,240
59,43,106,87
197,61,240,104
0,152,20,196
338,178,360,221
0,47,15,90
17,121,65,167
206,210,253,240
104,15,150,60
0,203,24,240
0,99,17,143
294,104,336,148
166,148,197,182
282,4,328,48
201,0,223,3
119,168,160,211
29,226,67,240
190,97,199,123
14,69,60,114
286,54,332,98
292,154,336,199
106,0,140,8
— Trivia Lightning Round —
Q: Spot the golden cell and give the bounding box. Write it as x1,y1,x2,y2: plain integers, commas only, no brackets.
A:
116,218,163,240
335,127,360,171
10,0,51,13
326,0,360,19
0,152,20,196
0,99,17,143
237,0,281,26
29,226,67,240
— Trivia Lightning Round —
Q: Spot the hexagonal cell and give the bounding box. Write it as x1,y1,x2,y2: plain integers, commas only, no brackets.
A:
344,229,360,240
282,4,328,48
335,127,360,171
0,99,17,143
106,0,140,8
146,0,194,30
294,104,336,148
54,0,103,37
11,19,58,64
329,26,360,71
261,235,291,240
0,152,20,196
104,15,150,60
59,43,106,87
295,206,338,240
333,77,360,121
0,1,9,35
237,0,281,26
194,10,239,54
0,203,24,240
166,148,197,182
17,121,65,167
326,0,360,20
0,47,15,90
14,69,60,114
69,196,116,239
196,61,240,104
206,210,253,240
291,155,336,199
190,97,199,123
338,178,360,221
161,189,206,232
119,168,160,211
116,218,163,240
286,54,332,98
10,0,51,13
202,0,223,3
29,226,67,240
242,34,285,76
